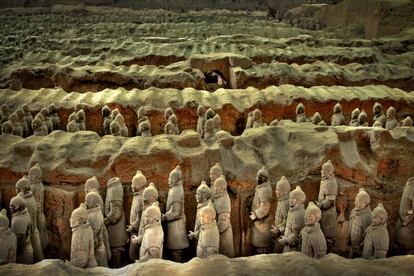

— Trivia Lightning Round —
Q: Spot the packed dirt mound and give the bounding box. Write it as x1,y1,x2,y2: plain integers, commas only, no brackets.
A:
1,252,414,276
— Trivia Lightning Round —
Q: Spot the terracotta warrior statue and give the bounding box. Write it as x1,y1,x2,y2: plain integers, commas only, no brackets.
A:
84,176,111,261
115,114,128,137
188,181,212,244
85,191,108,267
196,105,206,137
196,201,220,258
0,104,10,125
49,104,60,131
104,177,127,268
164,107,174,123
212,175,235,257
32,117,47,136
10,196,33,264
385,106,398,130
299,202,327,259
131,183,159,261
127,170,147,261
102,105,111,135
349,188,371,258
252,109,266,128
372,102,386,127
316,160,338,251
1,121,12,135
137,202,163,262
8,113,23,137
162,166,189,262
296,103,306,123
70,203,97,268
203,118,216,140
0,209,17,265
16,176,43,262
167,114,180,135
280,186,305,252
35,113,49,135
362,203,389,259
40,107,53,133
136,107,150,136
139,121,152,137
358,111,369,127
349,108,360,126
76,110,86,131
400,116,413,127
311,112,322,125
331,103,345,126
110,121,121,136
213,114,222,133
250,167,273,254
28,164,48,250
209,163,223,187
16,108,28,137
396,177,414,254
271,176,291,253
245,111,254,129
22,104,33,136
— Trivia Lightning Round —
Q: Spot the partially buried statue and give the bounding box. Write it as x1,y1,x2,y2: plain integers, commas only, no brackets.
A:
49,104,60,131
349,108,360,126
396,177,414,254
28,164,48,250
250,167,273,254
362,203,389,259
212,175,234,257
32,117,47,136
358,111,369,127
280,186,305,252
349,188,371,258
188,181,212,245
85,191,108,267
296,103,306,123
16,176,43,262
197,201,219,258
162,166,189,262
331,103,345,126
10,196,33,264
385,106,398,130
70,203,97,268
76,110,86,131
104,177,127,268
372,102,386,127
271,176,291,253
101,105,111,135
316,160,338,251
196,105,206,137
127,171,147,261
0,209,17,265
299,202,327,259
252,109,266,128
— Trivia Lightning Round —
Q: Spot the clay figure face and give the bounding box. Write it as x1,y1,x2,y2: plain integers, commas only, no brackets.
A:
355,197,367,211
305,212,318,226
256,173,267,185
276,187,284,198
289,197,297,208
196,191,209,204
9,202,20,214
372,213,383,226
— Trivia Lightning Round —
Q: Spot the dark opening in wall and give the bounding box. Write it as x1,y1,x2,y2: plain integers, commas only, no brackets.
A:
203,70,228,91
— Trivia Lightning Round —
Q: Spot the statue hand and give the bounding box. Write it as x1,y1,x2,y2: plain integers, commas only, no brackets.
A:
104,217,110,226
188,231,196,240
279,236,286,245
126,225,134,233
249,212,257,221
161,214,166,222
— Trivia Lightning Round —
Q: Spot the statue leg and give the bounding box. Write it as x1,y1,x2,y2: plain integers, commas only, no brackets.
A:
31,227,44,262
256,247,271,255
170,249,184,262
110,247,124,268
129,239,139,261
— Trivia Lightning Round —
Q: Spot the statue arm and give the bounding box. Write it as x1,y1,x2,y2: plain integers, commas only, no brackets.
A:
320,196,336,209
165,202,182,222
254,201,271,220
217,212,231,234
106,200,123,224
284,229,300,246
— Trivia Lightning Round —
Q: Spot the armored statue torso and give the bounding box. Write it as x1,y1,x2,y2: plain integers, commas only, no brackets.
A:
165,185,189,250
300,223,327,259
283,205,305,252
214,191,234,257
251,181,273,248
197,221,220,258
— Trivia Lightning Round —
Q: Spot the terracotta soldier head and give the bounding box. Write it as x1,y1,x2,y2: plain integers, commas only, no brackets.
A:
142,183,159,205
9,196,25,214
102,105,110,118
312,112,322,125
305,202,322,226
0,209,10,228
196,181,212,203
209,163,223,183
358,111,368,126
355,188,370,211
212,175,227,195
289,186,306,207
197,106,205,117
386,106,396,119
296,103,305,115
333,103,342,114
276,176,290,198
85,191,102,209
200,201,216,225
15,176,30,195
70,203,88,228
84,176,99,194
351,108,360,121
143,202,161,226
132,170,147,193
206,108,215,120
371,203,387,226
256,166,269,185
164,107,174,121
373,102,383,117
321,160,335,179
29,163,42,184
168,165,182,188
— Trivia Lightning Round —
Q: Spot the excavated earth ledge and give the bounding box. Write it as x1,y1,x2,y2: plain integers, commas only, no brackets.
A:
1,252,414,276
0,123,413,258
0,85,412,135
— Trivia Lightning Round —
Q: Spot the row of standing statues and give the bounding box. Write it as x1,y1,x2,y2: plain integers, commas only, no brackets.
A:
1,161,414,267
1,101,412,138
